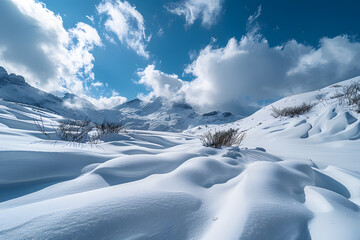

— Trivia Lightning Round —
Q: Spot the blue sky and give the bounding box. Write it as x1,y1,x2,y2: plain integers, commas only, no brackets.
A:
1,0,360,113
43,0,360,98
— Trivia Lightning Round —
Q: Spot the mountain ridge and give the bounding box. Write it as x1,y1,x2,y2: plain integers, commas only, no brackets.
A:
0,66,241,131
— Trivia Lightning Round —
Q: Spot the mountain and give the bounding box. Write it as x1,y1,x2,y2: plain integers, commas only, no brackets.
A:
0,66,96,120
114,97,239,131
0,66,67,114
0,66,240,131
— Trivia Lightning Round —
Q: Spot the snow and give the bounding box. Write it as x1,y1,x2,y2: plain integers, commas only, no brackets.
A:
0,75,360,239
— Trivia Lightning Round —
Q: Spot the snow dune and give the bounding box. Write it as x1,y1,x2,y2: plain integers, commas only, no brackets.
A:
1,79,360,239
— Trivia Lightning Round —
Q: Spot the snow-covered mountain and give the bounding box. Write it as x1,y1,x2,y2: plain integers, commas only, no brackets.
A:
0,66,240,131
0,66,74,116
1,74,360,239
115,97,239,131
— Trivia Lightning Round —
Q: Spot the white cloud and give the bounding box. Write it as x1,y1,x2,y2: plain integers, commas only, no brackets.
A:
287,36,360,81
86,15,95,24
137,65,184,102
91,81,104,87
104,33,116,44
0,0,102,95
86,90,127,109
0,0,128,109
97,0,150,58
68,22,102,82
248,5,261,25
138,33,360,114
167,0,223,28
62,90,126,110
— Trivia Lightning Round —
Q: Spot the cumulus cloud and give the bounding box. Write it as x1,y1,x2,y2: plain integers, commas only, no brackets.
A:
0,0,128,109
97,0,150,58
167,0,224,28
138,33,360,114
68,22,102,82
86,90,127,109
287,36,360,82
62,89,126,110
0,0,102,95
137,65,185,102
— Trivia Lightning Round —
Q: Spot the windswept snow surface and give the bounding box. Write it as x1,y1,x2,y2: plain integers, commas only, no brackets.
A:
0,78,360,239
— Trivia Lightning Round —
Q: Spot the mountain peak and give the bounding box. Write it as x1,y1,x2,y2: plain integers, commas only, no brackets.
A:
0,66,27,86
0,66,8,78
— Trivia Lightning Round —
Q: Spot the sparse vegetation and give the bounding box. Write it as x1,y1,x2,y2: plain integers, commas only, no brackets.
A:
200,128,246,148
271,103,314,118
95,119,124,136
315,93,325,101
339,81,360,112
33,115,50,138
34,116,125,143
54,118,93,143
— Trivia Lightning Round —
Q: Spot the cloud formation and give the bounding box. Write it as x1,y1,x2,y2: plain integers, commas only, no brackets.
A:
248,5,261,25
167,0,224,28
0,0,128,109
97,0,150,58
138,33,360,114
87,90,127,109
137,65,184,101
0,0,101,94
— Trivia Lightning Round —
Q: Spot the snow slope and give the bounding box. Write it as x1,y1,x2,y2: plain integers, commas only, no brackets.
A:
0,66,240,132
1,77,360,239
187,77,360,169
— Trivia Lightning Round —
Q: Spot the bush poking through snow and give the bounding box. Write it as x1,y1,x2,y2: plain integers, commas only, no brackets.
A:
271,103,314,118
34,116,125,143
55,118,93,143
33,115,50,138
201,128,246,148
95,120,124,136
315,93,325,101
339,81,360,112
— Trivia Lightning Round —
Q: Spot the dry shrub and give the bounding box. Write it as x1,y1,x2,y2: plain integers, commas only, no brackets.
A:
315,93,325,101
271,103,313,118
34,116,125,143
55,118,93,143
201,128,246,148
339,81,360,111
95,119,124,135
33,115,50,138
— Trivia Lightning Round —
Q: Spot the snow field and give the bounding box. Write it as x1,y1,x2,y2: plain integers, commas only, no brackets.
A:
1,78,360,239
